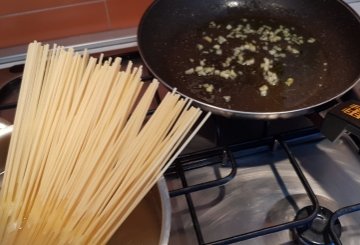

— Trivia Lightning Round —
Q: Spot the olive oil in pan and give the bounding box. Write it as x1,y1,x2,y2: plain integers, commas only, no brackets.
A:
167,16,328,112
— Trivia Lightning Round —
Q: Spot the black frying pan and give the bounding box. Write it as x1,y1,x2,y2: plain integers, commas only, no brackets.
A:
138,0,360,119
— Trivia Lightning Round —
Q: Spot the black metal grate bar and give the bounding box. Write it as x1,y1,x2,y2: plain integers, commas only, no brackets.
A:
168,149,237,197
330,203,360,245
166,130,322,244
278,138,320,210
204,139,320,244
177,160,206,244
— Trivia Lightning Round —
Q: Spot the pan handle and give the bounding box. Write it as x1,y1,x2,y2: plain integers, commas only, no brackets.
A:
321,100,360,141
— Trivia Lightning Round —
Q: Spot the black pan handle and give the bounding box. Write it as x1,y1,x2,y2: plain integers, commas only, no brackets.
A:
321,100,360,141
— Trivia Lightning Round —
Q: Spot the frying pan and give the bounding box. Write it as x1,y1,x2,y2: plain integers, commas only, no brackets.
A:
138,0,360,119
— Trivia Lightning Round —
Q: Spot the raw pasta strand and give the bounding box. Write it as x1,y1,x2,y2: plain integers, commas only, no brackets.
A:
4,44,51,229
92,108,208,243
56,81,161,241
88,99,197,241
14,47,78,222
0,43,47,203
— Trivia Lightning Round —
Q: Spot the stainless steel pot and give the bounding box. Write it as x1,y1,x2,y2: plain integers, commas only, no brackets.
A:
0,121,171,245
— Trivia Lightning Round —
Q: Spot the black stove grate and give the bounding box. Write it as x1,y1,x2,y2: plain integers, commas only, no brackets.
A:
164,128,360,245
330,203,360,245
165,129,320,244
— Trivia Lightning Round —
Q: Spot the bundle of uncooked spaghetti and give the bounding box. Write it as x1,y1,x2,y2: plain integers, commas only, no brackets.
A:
0,42,209,245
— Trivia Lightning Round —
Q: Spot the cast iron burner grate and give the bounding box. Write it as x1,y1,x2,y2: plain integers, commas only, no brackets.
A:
292,206,341,245
164,128,360,245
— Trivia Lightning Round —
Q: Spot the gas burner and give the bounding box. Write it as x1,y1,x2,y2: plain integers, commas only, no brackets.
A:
292,206,341,245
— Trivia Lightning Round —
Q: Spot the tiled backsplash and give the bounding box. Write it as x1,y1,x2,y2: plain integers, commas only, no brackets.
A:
0,0,153,48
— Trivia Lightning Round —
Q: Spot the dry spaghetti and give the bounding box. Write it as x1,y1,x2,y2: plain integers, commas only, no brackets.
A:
0,42,210,245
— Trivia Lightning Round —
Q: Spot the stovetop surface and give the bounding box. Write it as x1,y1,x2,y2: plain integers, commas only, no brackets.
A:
168,132,360,244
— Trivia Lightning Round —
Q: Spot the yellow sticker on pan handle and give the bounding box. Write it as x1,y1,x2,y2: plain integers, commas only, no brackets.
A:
341,103,360,119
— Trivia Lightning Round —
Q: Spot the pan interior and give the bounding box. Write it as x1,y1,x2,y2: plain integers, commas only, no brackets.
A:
138,0,360,114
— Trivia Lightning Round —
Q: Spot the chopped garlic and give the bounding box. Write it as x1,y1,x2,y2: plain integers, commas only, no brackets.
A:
185,68,194,74
195,66,203,72
223,96,231,102
273,46,282,51
203,67,215,74
237,54,244,64
260,58,273,71
202,83,214,93
220,70,230,79
185,19,320,97
218,69,237,80
222,57,234,67
229,69,237,79
286,45,300,54
269,49,277,56
209,21,216,28
203,36,213,43
307,37,316,43
217,35,227,44
213,44,220,50
206,85,214,93
285,77,294,86
264,71,279,85
259,85,269,96
242,58,255,66
240,43,256,52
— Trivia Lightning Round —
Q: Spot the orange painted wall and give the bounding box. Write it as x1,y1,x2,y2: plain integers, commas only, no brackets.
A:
0,0,153,48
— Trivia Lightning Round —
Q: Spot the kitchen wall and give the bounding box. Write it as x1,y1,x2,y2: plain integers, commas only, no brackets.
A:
0,0,153,48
